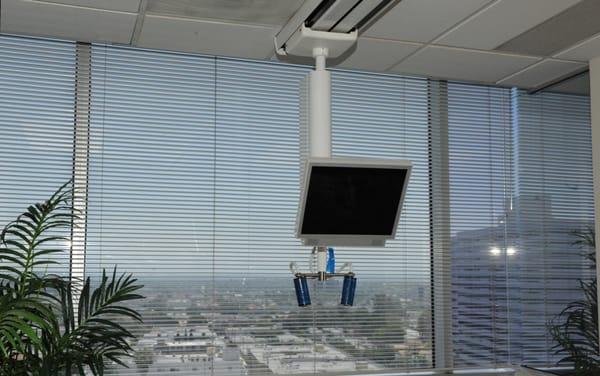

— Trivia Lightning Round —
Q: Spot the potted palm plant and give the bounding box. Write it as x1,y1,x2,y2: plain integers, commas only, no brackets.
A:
547,227,599,376
0,181,144,375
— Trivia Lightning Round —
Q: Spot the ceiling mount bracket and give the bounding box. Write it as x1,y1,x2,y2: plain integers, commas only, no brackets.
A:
274,0,396,58
276,24,357,58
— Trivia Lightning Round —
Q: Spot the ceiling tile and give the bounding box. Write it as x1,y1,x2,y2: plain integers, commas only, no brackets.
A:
497,59,586,88
363,0,492,43
555,33,600,61
0,0,137,44
495,0,600,57
438,0,582,50
549,72,590,95
35,0,141,13
389,46,540,83
145,0,304,26
137,15,277,59
337,38,422,72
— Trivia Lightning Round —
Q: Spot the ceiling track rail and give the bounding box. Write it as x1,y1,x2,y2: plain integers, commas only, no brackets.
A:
275,0,396,57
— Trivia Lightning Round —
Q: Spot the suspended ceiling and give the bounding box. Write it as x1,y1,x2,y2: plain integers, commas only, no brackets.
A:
1,0,599,95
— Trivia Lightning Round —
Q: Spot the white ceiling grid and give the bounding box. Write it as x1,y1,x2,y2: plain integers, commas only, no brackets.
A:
1,0,598,94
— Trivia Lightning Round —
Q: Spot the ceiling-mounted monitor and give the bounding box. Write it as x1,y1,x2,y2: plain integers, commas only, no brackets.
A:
297,158,411,247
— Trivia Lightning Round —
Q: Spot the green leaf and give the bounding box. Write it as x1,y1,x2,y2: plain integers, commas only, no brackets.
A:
0,181,145,373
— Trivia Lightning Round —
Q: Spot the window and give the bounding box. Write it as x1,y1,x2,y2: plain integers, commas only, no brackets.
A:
330,70,431,370
449,83,594,367
87,45,217,375
509,89,593,365
448,83,514,367
0,35,76,273
85,48,432,375
0,34,594,375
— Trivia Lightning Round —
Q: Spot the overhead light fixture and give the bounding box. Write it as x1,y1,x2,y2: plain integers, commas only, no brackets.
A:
490,247,501,256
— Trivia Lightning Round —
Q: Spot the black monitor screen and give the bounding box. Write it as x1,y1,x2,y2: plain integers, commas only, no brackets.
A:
301,166,407,235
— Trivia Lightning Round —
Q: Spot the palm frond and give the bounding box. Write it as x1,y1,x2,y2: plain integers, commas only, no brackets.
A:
572,226,596,267
0,180,76,292
549,228,600,374
45,267,144,375
0,181,145,375
0,181,75,363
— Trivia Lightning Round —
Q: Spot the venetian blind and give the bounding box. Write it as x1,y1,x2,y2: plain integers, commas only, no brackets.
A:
86,44,433,375
0,34,76,273
509,89,594,367
448,83,594,368
87,45,216,375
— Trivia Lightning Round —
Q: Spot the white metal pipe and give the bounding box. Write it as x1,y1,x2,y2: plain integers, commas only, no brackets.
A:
309,47,331,158
308,70,331,158
316,247,327,273
314,51,327,71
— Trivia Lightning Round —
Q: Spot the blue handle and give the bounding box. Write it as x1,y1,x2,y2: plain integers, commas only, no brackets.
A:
348,276,357,306
326,247,335,274
294,276,311,307
341,275,355,306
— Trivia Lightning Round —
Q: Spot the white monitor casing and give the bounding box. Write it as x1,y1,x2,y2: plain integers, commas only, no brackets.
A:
296,157,412,247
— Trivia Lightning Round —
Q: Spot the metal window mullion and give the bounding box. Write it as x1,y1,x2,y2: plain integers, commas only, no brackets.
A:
70,42,91,291
589,57,600,354
429,80,453,371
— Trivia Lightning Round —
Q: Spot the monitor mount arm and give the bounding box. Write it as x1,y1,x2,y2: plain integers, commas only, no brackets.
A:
291,40,359,307
290,248,357,307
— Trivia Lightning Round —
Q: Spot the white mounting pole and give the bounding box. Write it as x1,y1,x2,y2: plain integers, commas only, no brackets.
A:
317,248,327,274
307,47,332,278
309,47,331,159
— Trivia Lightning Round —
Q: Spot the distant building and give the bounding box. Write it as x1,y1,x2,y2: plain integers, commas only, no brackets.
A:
149,354,246,376
452,194,592,367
